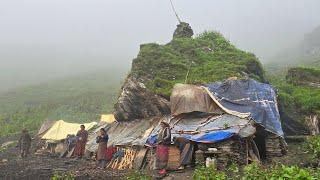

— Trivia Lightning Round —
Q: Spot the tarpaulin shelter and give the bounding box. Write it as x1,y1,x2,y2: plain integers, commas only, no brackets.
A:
85,79,285,170
37,120,56,137
100,114,116,124
146,114,255,145
41,120,97,141
170,84,250,119
86,113,256,151
170,84,223,116
205,79,284,137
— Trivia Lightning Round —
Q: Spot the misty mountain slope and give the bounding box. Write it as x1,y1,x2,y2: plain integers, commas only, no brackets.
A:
266,25,320,74
0,69,126,136
114,23,266,121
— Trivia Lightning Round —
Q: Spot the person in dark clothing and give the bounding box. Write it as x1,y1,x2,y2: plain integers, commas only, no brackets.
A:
73,125,88,158
96,128,109,169
173,137,195,170
156,121,171,175
18,128,32,158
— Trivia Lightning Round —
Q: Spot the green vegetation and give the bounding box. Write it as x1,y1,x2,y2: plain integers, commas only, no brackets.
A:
286,67,320,85
193,165,227,180
51,172,75,180
0,69,125,137
132,31,265,97
306,135,320,159
277,82,320,115
268,67,320,127
192,163,320,180
124,170,151,180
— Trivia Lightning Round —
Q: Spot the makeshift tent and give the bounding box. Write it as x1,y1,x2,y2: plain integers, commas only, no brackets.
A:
205,79,284,137
86,114,255,151
41,120,97,141
171,84,249,118
86,118,160,152
170,84,223,116
38,120,56,137
100,114,116,124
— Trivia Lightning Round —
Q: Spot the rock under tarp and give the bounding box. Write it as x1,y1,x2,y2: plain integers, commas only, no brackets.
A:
205,78,284,137
114,77,170,122
170,84,223,116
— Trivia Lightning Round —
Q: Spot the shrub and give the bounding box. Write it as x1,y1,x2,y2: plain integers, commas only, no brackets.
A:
51,172,75,180
242,163,267,180
193,166,226,180
192,163,319,180
268,165,313,180
306,135,320,159
124,170,151,180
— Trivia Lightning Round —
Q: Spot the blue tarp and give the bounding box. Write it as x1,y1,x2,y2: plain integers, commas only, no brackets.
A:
147,130,235,145
184,131,235,143
205,79,284,137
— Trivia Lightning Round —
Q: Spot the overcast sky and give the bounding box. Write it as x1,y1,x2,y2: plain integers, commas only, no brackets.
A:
1,0,320,90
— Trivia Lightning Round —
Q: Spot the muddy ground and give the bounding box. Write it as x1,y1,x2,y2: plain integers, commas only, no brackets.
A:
0,137,316,180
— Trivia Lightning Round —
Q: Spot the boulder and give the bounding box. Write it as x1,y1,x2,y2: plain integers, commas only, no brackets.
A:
114,77,170,121
173,22,194,39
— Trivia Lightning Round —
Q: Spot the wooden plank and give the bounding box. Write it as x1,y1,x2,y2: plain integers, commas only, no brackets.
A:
133,148,148,170
66,147,75,158
167,146,180,170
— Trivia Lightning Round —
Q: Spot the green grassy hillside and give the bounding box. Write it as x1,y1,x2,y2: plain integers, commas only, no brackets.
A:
269,67,320,134
131,31,265,97
0,69,126,137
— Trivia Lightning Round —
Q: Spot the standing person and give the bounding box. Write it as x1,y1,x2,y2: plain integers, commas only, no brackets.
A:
73,125,88,158
18,128,32,158
156,121,171,175
96,128,109,169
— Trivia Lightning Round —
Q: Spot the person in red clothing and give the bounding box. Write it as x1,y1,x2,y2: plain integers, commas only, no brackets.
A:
96,128,109,169
73,125,88,158
156,121,171,175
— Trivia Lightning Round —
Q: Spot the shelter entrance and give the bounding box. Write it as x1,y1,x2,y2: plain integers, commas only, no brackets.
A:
253,125,267,160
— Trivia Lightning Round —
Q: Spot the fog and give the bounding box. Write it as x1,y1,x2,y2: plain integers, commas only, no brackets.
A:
1,0,320,91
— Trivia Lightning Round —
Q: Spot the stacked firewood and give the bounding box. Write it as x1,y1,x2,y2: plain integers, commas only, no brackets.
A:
215,138,248,169
265,133,284,159
107,148,137,170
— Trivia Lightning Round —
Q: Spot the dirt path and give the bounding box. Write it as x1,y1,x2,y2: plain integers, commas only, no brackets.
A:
0,144,125,180
0,137,316,180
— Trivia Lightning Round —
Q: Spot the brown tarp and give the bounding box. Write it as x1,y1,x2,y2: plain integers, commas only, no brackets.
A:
170,84,223,116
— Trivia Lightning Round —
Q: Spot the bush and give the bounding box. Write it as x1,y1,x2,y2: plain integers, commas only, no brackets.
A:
267,164,314,180
51,172,75,180
242,163,267,180
192,163,319,180
306,135,320,159
193,166,226,180
124,170,151,180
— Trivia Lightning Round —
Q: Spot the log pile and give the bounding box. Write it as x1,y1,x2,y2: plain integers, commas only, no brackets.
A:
214,138,248,169
107,148,137,170
265,133,284,159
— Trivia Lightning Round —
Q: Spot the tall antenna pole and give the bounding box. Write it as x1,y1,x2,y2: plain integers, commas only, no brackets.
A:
169,0,182,23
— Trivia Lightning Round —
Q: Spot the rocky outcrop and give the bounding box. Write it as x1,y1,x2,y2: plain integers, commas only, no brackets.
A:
173,22,194,39
114,77,170,121
286,67,320,88
114,22,266,121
